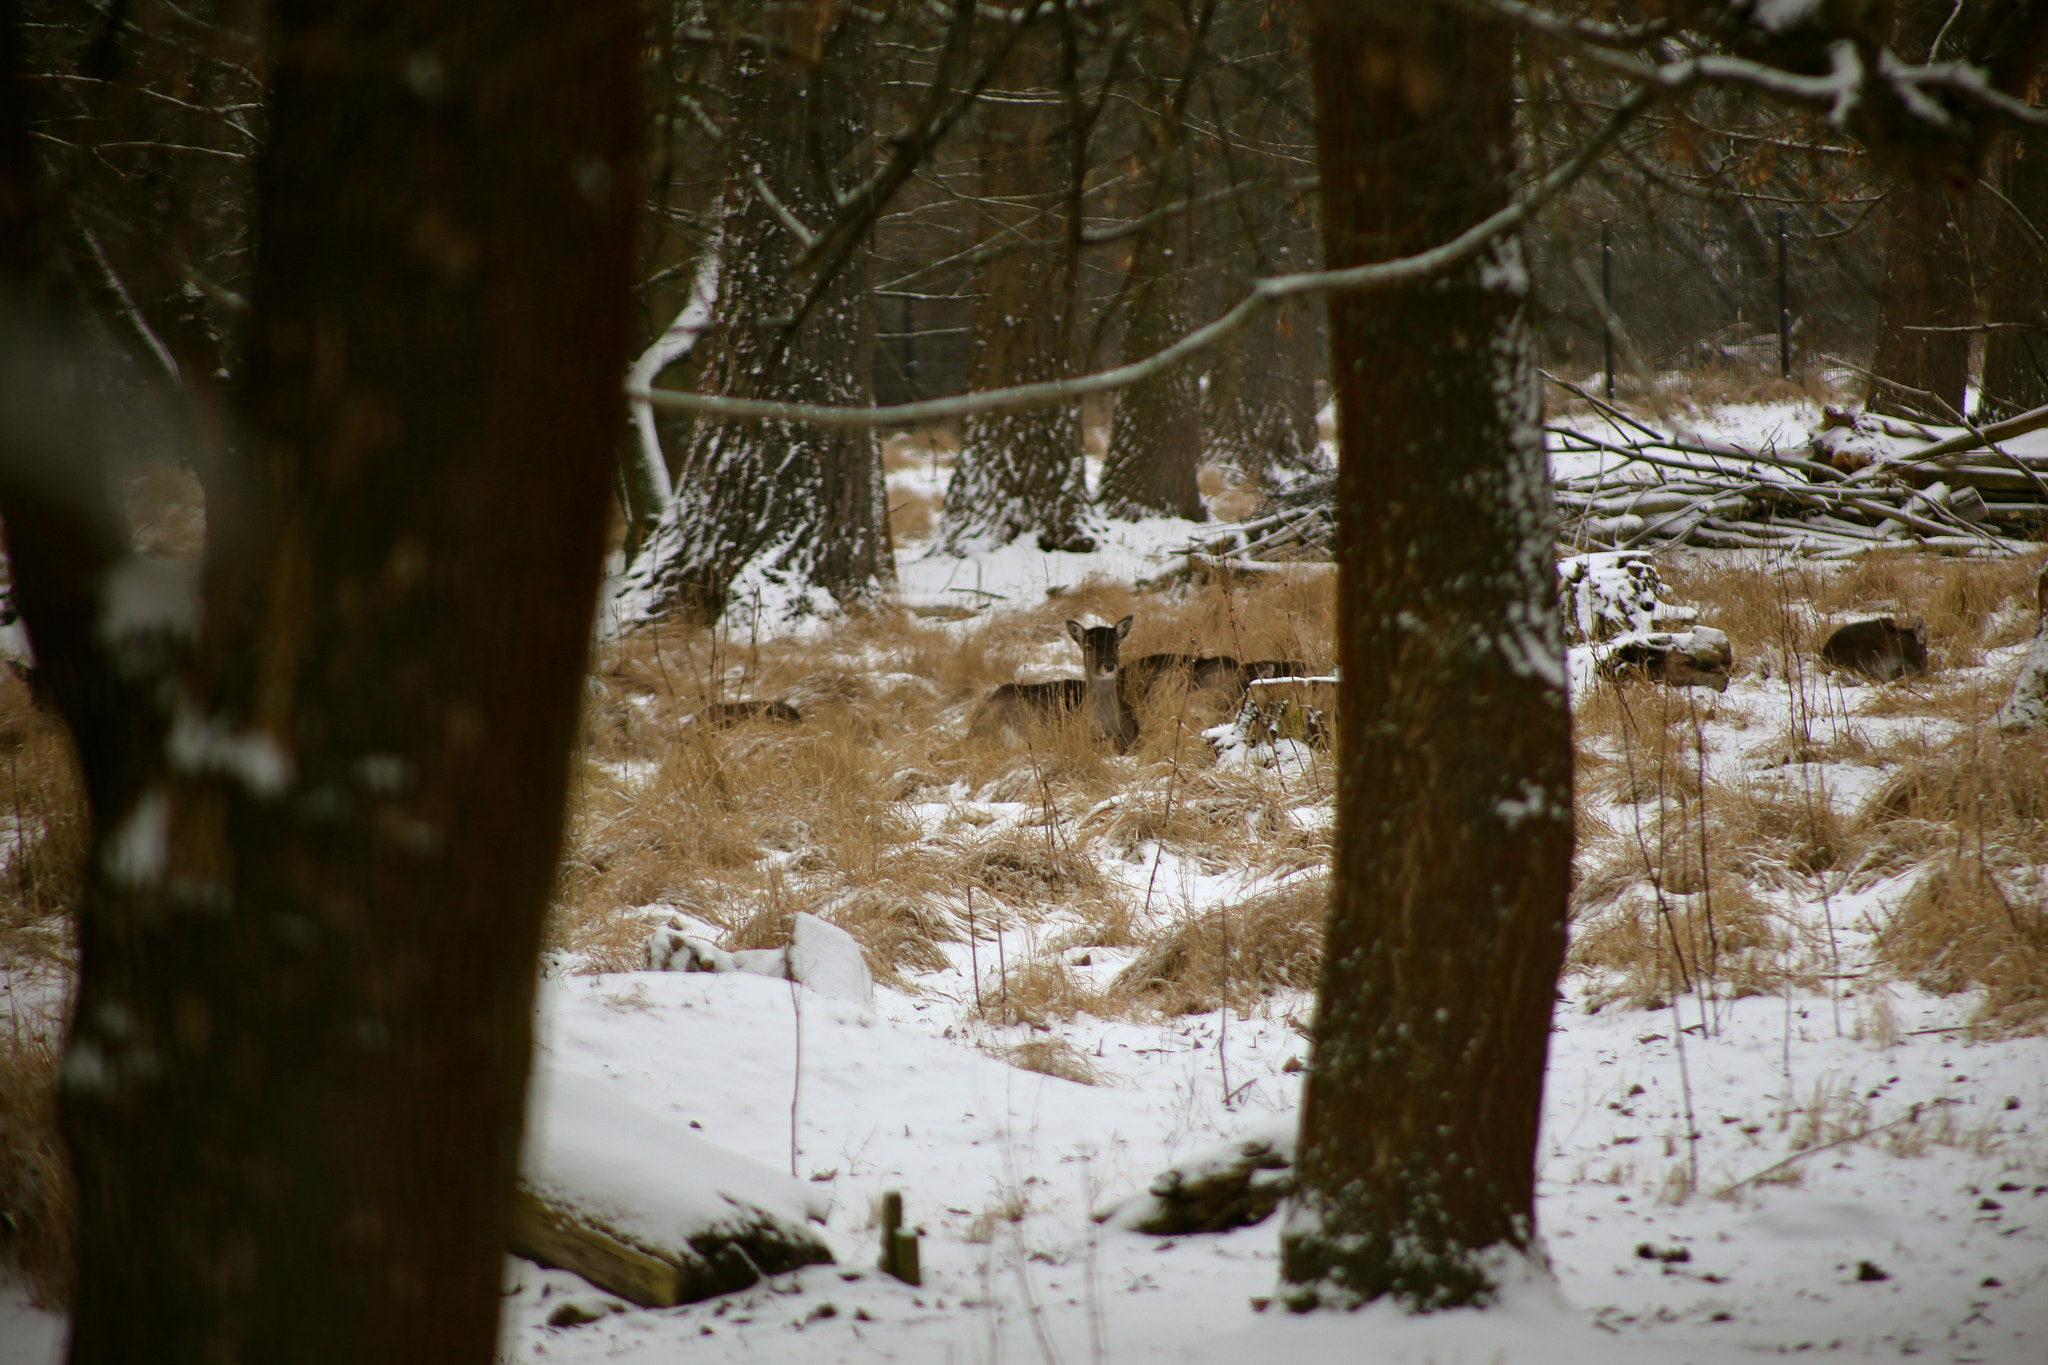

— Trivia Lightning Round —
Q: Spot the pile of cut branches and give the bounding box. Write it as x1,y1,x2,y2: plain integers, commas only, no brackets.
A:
1192,390,2048,570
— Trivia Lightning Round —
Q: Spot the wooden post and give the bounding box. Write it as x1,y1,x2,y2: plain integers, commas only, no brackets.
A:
878,1189,923,1285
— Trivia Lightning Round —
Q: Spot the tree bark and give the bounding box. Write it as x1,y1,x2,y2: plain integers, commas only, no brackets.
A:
1099,215,1206,520
623,6,889,627
1865,0,1981,420
1866,182,1976,419
939,15,1092,554
1098,2,1206,523
2,1,639,1358
1204,230,1325,479
24,0,263,501
1201,0,1325,479
1280,0,1571,1312
1982,126,2048,420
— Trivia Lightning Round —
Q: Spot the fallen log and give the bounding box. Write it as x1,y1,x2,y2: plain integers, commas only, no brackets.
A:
512,1064,834,1308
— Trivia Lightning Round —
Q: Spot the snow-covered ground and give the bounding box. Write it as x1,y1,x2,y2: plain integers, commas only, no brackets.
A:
475,955,2046,1365
4,401,2044,1363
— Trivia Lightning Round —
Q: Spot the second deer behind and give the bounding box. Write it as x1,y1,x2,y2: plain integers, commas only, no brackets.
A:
968,615,1138,752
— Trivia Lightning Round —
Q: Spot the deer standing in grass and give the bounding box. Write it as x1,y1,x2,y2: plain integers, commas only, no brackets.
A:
969,615,1139,751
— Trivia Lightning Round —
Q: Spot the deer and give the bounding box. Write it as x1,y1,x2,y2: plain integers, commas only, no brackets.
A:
686,699,803,729
968,616,1138,752
1121,654,1310,711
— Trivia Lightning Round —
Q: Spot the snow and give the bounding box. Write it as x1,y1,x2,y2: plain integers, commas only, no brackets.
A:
1996,628,2048,732
478,941,2047,1362
100,787,169,888
521,1061,830,1256
165,705,293,797
486,400,2046,1361
95,555,199,645
624,244,721,511
647,911,875,1012
788,911,878,1012
1749,0,1824,35
894,502,1211,620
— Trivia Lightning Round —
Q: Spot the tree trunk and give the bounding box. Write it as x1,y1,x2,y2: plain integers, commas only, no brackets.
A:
1099,212,1205,520
1,0,639,1358
1280,0,1571,1313
1866,183,1976,419
1201,0,1325,479
1865,0,1980,420
1982,126,2048,420
1098,3,1206,523
623,9,888,627
940,18,1092,554
1204,239,1325,479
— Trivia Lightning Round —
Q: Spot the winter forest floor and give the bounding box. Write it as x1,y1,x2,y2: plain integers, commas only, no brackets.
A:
2,392,2047,1363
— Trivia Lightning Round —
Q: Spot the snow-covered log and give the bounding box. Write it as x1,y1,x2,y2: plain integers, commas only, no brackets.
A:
512,1066,833,1308
1096,1118,1295,1235
1596,625,1734,692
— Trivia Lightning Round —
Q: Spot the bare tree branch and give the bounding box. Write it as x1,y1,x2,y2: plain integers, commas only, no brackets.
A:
645,85,1651,427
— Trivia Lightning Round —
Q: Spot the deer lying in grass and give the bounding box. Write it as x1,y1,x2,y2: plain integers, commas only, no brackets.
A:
686,700,802,729
1122,654,1309,711
969,616,1138,752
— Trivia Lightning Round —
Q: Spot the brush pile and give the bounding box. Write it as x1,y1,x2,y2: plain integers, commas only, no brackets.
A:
1192,401,2048,567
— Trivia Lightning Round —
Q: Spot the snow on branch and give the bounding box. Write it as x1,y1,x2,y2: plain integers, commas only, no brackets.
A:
1464,0,2048,143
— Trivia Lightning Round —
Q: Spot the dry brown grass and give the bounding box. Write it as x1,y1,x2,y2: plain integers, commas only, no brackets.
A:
1570,875,1800,1012
889,487,939,544
968,950,1123,1028
0,674,84,970
551,573,1336,998
880,427,957,471
1856,726,2048,1033
1565,585,2048,1034
1110,875,1327,1015
1661,548,2048,681
1547,365,1847,422
1708,777,1856,884
0,1024,70,1307
986,1035,1112,1085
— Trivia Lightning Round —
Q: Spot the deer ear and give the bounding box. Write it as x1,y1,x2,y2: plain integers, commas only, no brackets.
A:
1065,619,1085,645
1114,615,1133,641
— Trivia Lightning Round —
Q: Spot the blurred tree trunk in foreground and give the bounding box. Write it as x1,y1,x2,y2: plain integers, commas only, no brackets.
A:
1281,0,1572,1312
0,0,639,1358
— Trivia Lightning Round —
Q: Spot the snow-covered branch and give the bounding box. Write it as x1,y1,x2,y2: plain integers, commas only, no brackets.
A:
1465,0,2048,153
644,86,1650,429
